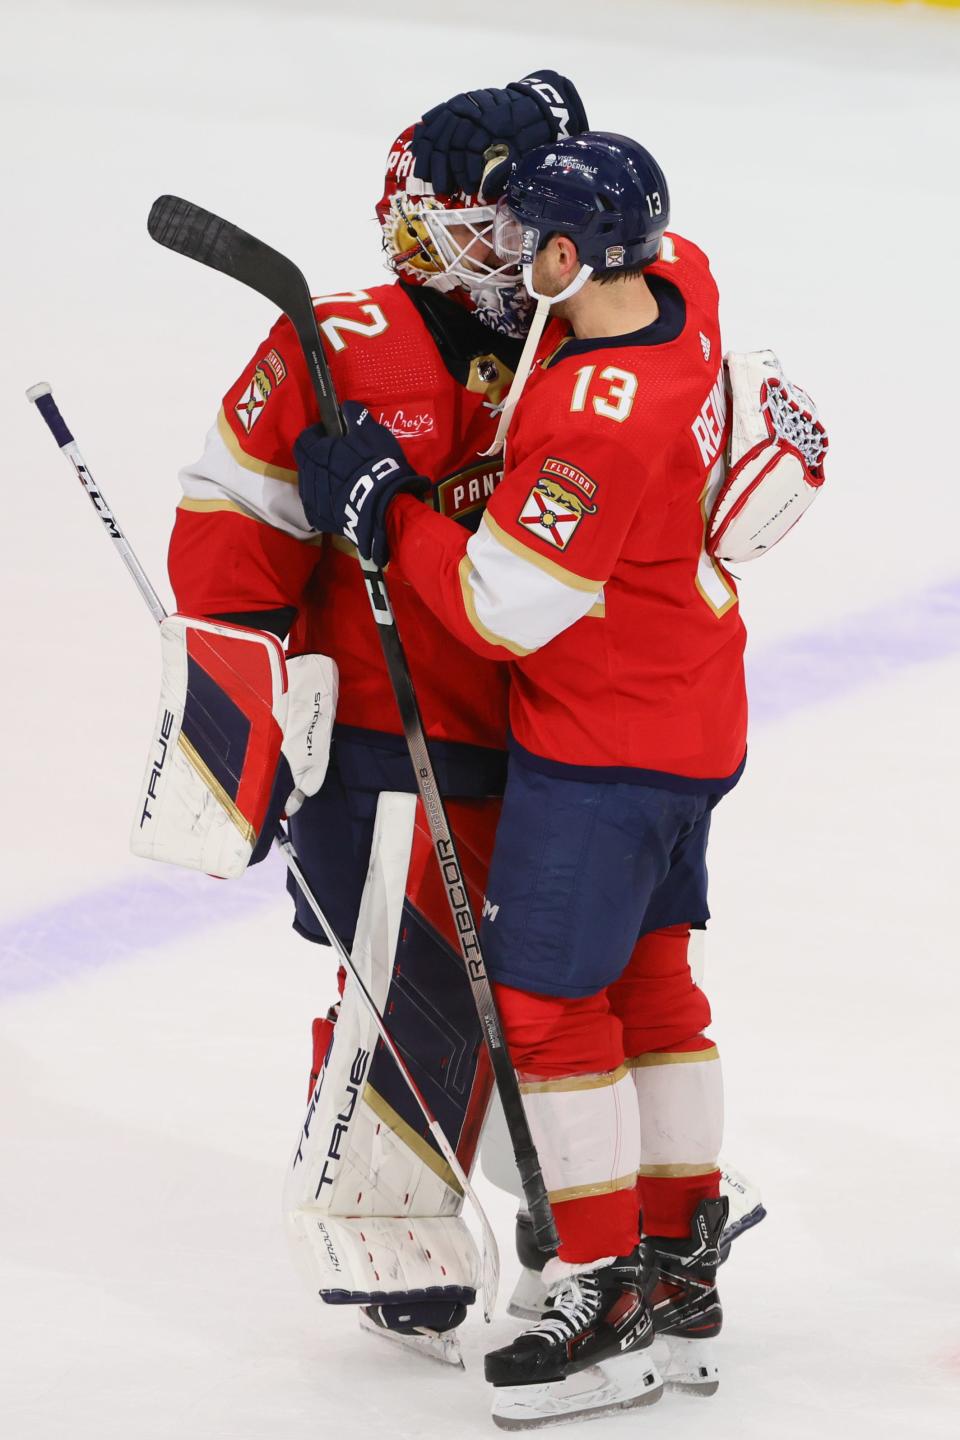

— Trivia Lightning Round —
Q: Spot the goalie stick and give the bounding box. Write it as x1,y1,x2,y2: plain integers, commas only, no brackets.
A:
26,380,500,1319
146,194,560,1256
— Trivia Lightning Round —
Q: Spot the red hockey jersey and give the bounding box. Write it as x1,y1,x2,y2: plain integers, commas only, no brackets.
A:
387,235,748,787
168,283,519,768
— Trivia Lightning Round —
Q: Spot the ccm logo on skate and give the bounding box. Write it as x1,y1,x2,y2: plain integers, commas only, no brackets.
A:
139,708,175,827
315,1047,370,1194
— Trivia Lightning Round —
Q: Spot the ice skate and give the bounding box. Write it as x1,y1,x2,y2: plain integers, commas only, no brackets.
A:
508,1170,764,1320
485,1250,662,1429
358,1299,468,1369
641,1196,728,1395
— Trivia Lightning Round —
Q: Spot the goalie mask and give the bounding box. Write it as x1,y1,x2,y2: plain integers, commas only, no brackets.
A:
376,127,533,339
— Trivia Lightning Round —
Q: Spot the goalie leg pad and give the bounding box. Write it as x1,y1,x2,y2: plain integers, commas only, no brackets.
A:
284,791,498,1315
287,1212,480,1307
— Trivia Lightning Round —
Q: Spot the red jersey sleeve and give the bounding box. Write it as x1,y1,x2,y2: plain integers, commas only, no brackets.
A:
388,374,649,659
169,313,323,623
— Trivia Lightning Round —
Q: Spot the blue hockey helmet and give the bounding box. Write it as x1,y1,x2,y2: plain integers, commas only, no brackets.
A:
493,131,670,276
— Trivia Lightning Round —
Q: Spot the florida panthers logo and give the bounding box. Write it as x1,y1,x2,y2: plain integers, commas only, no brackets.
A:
518,459,598,550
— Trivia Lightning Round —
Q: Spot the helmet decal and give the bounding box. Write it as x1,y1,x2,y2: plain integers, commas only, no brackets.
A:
503,131,671,277
376,126,531,336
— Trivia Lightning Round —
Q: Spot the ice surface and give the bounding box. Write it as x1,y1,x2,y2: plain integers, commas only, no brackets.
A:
2,1,959,1436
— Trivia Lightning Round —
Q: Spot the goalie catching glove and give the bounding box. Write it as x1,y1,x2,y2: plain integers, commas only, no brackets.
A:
708,350,828,563
132,615,337,879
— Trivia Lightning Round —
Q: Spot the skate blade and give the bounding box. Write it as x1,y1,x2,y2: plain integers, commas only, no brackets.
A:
356,1310,464,1369
656,1335,719,1396
491,1350,663,1430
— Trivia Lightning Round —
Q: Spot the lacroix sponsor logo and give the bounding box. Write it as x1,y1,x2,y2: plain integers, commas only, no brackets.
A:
377,407,436,439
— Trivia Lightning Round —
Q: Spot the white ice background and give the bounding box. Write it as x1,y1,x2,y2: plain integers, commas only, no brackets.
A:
1,1,959,1436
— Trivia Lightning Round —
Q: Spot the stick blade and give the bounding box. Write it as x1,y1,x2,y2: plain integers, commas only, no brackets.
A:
148,194,245,273
147,195,343,434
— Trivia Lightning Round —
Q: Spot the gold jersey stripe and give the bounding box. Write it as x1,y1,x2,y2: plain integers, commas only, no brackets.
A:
458,554,533,657
217,408,298,483
627,1046,720,1069
520,1064,629,1096
483,512,605,594
548,1171,638,1206
178,495,260,520
638,1162,719,1179
363,1085,463,1196
177,497,324,546
176,732,256,846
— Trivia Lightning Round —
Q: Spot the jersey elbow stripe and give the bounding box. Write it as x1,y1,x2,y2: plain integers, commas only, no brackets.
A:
482,511,604,593
216,408,298,483
176,497,323,547
180,420,316,540
462,519,603,653
457,555,533,656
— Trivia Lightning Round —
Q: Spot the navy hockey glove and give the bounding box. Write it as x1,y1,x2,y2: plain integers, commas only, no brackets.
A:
412,70,589,201
295,401,428,567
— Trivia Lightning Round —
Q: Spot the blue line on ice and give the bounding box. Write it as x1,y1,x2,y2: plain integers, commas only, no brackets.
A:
3,572,959,998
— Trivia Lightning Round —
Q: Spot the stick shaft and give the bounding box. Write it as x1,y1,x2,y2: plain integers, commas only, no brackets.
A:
28,385,168,625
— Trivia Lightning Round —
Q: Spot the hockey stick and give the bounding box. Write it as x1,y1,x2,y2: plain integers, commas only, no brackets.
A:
147,195,560,1255
26,380,500,1319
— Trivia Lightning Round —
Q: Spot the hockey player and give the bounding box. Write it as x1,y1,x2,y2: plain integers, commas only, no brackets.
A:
166,73,588,1359
294,131,827,1425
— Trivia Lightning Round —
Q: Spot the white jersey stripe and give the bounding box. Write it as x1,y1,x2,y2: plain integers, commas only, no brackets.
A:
483,511,604,592
216,408,297,482
178,415,316,541
460,514,603,655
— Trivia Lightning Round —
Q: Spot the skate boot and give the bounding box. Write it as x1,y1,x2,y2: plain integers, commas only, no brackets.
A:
485,1249,662,1429
641,1195,728,1396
